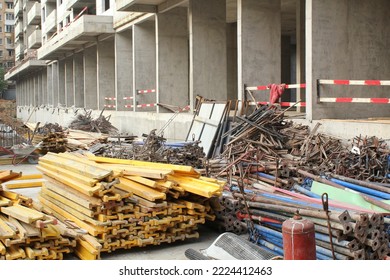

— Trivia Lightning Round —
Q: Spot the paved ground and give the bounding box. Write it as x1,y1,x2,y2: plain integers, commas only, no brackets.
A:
0,163,223,260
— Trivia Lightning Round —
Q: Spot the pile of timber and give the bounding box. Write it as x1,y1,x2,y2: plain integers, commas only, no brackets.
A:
0,185,81,260
66,129,108,151
37,152,223,260
31,123,68,154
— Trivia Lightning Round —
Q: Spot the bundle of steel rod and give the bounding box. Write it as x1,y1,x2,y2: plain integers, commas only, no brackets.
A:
36,152,223,260
69,109,118,135
0,187,80,260
230,179,390,260
209,105,389,185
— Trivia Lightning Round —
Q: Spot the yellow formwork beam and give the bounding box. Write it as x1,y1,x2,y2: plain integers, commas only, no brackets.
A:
167,175,221,198
15,174,43,180
39,161,98,187
44,179,102,208
37,166,102,197
100,164,172,179
38,196,105,236
117,178,166,202
124,175,158,189
40,153,113,180
4,180,43,189
41,186,95,217
0,240,5,255
88,154,199,176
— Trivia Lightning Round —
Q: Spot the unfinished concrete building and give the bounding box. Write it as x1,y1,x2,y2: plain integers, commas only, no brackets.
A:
5,0,390,141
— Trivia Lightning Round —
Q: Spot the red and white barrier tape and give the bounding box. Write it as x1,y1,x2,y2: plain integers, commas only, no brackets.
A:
105,97,116,101
319,98,390,104
123,96,134,100
125,103,157,108
137,89,156,94
104,105,116,108
319,79,390,86
246,83,306,91
250,101,306,107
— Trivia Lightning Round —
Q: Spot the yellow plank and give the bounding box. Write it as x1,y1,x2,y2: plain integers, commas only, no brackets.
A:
36,166,102,197
0,190,20,201
88,154,199,176
0,217,16,238
38,161,98,187
15,174,43,180
124,175,158,189
1,204,45,224
5,180,43,189
100,164,172,179
117,178,165,202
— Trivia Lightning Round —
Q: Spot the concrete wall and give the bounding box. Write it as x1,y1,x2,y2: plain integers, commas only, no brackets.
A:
134,20,156,112
189,0,227,105
58,59,66,106
157,7,189,111
308,0,390,120
65,57,74,106
238,0,281,101
227,22,237,101
74,52,85,108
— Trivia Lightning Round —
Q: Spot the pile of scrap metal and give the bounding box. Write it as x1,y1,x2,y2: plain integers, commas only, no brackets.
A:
0,180,84,260
91,129,205,168
204,105,390,260
36,152,224,260
68,109,118,135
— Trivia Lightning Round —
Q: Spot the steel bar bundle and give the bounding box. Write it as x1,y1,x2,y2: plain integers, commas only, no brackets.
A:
36,152,223,260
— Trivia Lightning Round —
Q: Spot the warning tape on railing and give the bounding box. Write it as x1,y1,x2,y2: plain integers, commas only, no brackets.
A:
125,103,157,108
318,79,390,104
104,105,116,108
137,89,156,94
318,79,390,86
123,96,134,100
250,101,306,107
246,83,306,91
319,98,390,104
104,97,116,101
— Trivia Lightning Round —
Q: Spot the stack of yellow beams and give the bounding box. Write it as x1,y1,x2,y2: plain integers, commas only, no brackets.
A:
0,188,79,260
37,152,224,260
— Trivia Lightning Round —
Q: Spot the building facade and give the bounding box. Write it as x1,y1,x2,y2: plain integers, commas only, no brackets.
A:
5,0,390,141
0,0,15,71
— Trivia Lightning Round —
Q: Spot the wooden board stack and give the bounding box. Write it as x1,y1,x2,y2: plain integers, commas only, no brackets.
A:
37,152,224,260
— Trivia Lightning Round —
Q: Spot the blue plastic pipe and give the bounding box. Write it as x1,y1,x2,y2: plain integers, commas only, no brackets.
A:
292,184,322,199
328,178,390,200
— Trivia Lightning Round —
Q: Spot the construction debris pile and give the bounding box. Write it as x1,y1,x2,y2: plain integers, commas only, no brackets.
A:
68,110,118,135
0,172,82,260
36,152,223,260
31,123,68,154
91,129,205,168
204,105,390,260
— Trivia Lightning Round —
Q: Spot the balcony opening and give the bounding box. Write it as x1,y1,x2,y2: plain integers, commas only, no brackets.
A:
104,0,110,12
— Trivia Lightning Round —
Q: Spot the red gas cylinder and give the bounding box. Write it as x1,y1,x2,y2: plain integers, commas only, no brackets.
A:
282,213,316,260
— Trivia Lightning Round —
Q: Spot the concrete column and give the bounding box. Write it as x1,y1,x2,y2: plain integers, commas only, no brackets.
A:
157,7,189,112
74,52,85,108
307,0,390,120
237,0,281,102
281,35,292,102
84,45,98,110
189,0,227,107
58,60,66,106
65,57,74,107
47,64,53,106
52,61,59,107
37,73,42,106
134,21,156,112
42,70,47,106
29,78,34,106
97,39,115,111
34,76,39,107
227,23,238,101
115,29,133,110
296,0,305,112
